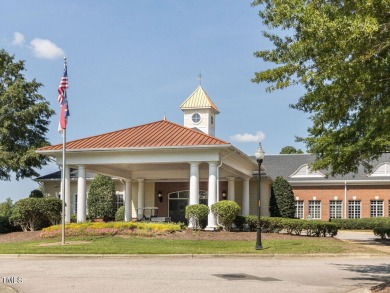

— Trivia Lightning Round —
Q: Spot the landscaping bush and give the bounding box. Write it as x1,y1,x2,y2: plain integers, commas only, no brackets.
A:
115,206,125,221
373,224,390,239
234,216,338,237
9,197,62,231
185,204,209,230
87,174,116,221
41,221,183,238
211,200,240,231
331,218,390,230
0,216,13,234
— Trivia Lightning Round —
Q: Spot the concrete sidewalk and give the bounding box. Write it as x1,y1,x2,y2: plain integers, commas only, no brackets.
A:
335,230,390,254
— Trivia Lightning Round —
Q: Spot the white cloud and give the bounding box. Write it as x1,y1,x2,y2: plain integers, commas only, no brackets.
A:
230,131,266,143
12,32,25,46
30,38,65,59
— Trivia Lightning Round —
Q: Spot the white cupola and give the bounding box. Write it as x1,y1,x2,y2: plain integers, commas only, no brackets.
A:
180,86,220,136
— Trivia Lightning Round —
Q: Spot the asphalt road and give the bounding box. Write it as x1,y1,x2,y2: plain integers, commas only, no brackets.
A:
0,255,389,293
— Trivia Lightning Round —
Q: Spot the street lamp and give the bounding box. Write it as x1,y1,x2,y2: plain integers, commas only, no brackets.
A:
255,143,265,250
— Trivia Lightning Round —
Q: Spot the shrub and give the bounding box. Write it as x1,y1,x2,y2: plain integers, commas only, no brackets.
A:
373,224,390,239
42,197,62,225
9,198,47,231
115,206,125,221
185,204,209,230
87,174,116,221
211,200,240,231
9,197,62,231
0,216,13,234
269,176,295,218
331,218,390,230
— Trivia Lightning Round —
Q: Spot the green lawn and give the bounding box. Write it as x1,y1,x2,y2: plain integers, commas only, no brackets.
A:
0,235,382,255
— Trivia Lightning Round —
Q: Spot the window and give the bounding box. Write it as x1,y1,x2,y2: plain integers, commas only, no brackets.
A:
295,201,304,219
115,193,124,211
389,201,390,217
308,200,321,219
370,200,384,217
329,200,342,219
348,200,361,219
290,164,325,178
191,113,201,124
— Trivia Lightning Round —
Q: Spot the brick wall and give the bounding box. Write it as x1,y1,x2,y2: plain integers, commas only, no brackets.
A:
292,184,390,220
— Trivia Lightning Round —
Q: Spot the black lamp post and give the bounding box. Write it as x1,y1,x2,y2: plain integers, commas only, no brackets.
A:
255,143,265,250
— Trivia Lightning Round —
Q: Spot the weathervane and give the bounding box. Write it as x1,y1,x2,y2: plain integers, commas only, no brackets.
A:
198,71,202,85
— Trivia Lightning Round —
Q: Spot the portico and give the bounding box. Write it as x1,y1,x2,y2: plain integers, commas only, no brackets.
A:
36,86,262,227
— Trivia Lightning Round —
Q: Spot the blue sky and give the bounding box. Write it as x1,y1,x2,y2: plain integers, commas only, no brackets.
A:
0,0,309,202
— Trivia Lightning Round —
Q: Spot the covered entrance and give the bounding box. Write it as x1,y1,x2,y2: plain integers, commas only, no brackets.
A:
168,190,208,224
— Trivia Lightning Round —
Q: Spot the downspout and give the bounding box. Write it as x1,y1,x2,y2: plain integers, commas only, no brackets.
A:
216,151,236,202
344,181,347,219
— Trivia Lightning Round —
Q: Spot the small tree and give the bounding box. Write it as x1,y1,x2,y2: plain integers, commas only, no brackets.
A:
87,174,116,221
0,198,13,218
211,200,240,231
0,198,15,233
269,176,295,218
185,204,209,230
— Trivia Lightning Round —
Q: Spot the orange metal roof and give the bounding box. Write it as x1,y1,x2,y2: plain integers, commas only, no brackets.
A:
38,120,230,151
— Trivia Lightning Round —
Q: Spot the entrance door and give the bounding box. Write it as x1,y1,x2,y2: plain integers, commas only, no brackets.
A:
169,191,189,224
168,190,208,224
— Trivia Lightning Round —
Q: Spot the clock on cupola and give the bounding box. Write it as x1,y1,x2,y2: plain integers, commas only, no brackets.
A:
179,85,220,136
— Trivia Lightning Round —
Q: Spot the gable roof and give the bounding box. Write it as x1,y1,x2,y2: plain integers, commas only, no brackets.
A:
37,119,229,152
179,86,220,113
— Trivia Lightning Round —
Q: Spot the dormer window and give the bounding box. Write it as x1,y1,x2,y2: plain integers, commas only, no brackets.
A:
290,164,325,178
192,113,201,124
370,163,390,177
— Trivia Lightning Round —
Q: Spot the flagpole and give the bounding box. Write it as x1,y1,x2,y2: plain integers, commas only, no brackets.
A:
61,128,66,245
60,56,68,245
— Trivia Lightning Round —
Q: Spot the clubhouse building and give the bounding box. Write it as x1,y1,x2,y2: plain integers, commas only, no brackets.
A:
36,86,390,225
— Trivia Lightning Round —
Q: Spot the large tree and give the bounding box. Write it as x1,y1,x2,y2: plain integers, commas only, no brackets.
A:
251,0,390,175
0,50,54,180
280,146,303,154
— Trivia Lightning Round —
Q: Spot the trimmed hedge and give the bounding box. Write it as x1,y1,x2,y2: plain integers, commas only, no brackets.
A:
211,201,240,231
233,216,338,237
373,224,390,239
331,217,390,230
185,204,209,230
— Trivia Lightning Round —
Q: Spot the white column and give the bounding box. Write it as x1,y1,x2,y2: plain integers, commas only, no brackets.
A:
242,177,250,216
125,179,132,222
206,162,218,230
77,165,86,223
65,166,71,223
137,178,145,220
189,162,200,205
227,177,235,201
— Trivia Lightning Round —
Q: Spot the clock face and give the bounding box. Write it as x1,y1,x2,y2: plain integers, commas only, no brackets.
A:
192,113,201,124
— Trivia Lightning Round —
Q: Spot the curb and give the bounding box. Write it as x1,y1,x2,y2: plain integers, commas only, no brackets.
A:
0,253,385,259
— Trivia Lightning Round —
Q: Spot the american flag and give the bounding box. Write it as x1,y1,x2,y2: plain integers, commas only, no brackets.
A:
58,63,68,104
58,61,69,132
